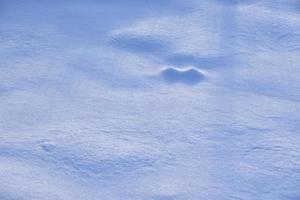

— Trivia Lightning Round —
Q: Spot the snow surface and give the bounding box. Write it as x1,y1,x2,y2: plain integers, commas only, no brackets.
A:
1,0,300,199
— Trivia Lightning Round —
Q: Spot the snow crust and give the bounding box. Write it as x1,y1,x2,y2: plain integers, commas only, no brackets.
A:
1,0,300,199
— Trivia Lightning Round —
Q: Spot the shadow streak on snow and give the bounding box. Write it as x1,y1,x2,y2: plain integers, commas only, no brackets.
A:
109,34,168,55
215,0,257,5
109,33,235,70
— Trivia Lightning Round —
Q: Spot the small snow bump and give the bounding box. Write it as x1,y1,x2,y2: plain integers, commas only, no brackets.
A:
161,67,205,85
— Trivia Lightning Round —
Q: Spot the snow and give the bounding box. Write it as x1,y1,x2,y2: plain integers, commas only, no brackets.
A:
161,67,205,85
1,0,300,199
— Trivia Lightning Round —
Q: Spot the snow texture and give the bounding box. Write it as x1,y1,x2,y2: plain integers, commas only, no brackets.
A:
0,0,300,199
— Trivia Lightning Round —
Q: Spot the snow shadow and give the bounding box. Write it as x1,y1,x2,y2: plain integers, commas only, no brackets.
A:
109,34,168,55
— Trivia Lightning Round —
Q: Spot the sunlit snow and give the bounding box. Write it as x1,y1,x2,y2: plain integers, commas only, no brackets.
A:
1,0,300,199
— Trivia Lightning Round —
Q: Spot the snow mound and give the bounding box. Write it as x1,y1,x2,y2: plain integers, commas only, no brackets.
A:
161,67,205,85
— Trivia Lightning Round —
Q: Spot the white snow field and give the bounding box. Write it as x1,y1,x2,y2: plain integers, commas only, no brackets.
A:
1,0,300,199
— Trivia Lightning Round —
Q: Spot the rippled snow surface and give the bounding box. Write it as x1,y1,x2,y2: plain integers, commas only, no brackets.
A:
1,0,300,199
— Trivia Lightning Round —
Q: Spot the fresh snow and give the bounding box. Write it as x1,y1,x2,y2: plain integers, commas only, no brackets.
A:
0,0,300,199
